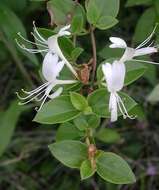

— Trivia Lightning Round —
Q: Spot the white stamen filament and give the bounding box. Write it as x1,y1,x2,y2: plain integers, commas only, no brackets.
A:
33,21,47,43
132,59,159,65
17,32,48,48
115,93,136,120
136,24,158,50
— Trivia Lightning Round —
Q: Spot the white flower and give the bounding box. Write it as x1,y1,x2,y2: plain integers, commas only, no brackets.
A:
16,22,78,77
109,25,158,64
16,52,77,111
102,61,135,122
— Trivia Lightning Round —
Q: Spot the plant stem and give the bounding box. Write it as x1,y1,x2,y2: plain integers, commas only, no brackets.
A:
0,33,34,87
90,25,97,86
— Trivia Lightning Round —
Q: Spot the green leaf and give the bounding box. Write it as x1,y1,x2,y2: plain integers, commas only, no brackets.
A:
48,140,88,168
96,16,118,30
96,152,136,184
70,92,88,111
47,0,75,25
0,4,38,66
71,4,86,34
125,60,147,85
56,122,84,141
0,101,27,157
126,0,152,7
133,8,155,44
86,0,119,30
147,84,159,103
73,114,100,131
88,89,137,118
71,47,84,62
98,45,124,60
96,128,121,143
80,160,95,180
34,96,80,124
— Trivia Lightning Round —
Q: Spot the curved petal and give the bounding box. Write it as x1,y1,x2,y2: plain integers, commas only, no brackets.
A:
58,25,71,36
134,47,157,57
102,63,112,92
109,37,127,49
42,52,60,81
109,93,118,122
111,61,125,91
48,87,63,99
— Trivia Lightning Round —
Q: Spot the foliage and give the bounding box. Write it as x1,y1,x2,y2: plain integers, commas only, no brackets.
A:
0,0,159,189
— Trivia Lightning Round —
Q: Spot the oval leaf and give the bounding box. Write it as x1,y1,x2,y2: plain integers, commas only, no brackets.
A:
56,122,84,141
48,140,88,168
70,92,88,111
80,160,95,180
96,152,136,184
34,96,80,124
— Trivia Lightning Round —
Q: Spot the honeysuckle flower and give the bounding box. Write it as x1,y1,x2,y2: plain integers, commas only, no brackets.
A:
109,25,158,64
16,22,78,77
102,60,135,122
16,52,77,111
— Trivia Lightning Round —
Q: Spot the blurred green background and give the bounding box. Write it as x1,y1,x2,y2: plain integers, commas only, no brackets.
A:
0,0,159,189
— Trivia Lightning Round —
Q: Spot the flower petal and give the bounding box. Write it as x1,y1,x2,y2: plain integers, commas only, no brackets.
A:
109,37,127,48
48,87,63,99
42,52,61,81
134,47,157,57
109,93,118,122
111,61,125,91
102,63,113,92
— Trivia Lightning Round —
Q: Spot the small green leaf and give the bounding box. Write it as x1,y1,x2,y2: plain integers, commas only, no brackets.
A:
86,0,119,30
96,128,121,144
56,122,84,141
96,16,118,30
47,0,75,25
80,160,95,180
70,92,88,111
96,152,136,184
48,140,88,168
73,114,100,131
71,4,86,34
34,96,80,124
71,47,84,62
88,89,137,118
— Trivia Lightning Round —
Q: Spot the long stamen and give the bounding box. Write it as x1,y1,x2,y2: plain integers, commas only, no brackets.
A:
115,94,127,119
16,86,46,100
21,82,50,95
18,89,46,105
17,32,48,48
117,94,136,119
31,32,47,45
16,39,48,53
132,59,159,65
33,21,47,43
35,95,48,111
16,82,50,100
136,24,158,49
